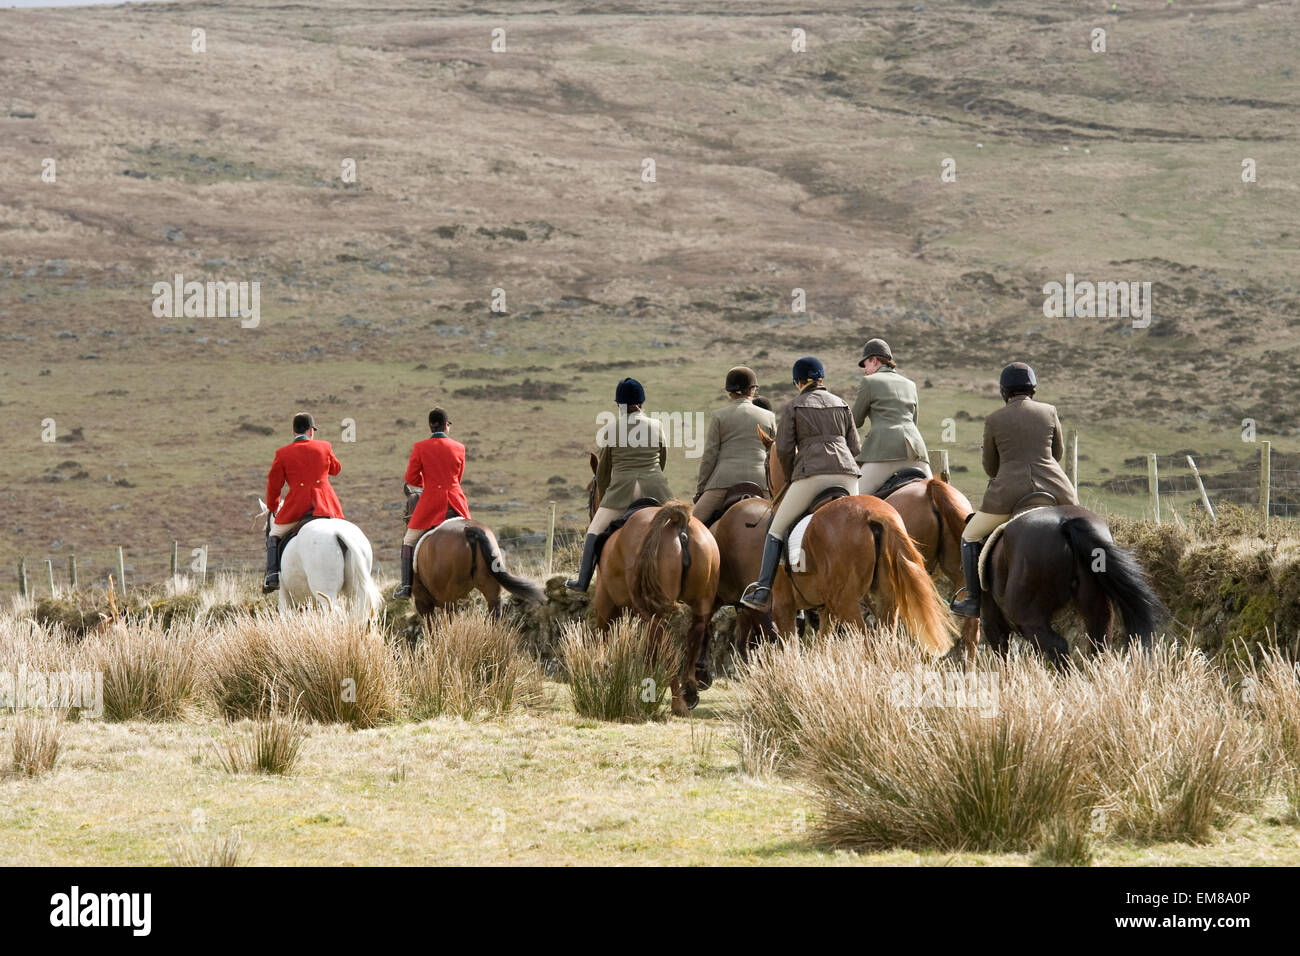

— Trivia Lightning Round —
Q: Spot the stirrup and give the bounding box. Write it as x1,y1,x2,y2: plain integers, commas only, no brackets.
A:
739,582,772,611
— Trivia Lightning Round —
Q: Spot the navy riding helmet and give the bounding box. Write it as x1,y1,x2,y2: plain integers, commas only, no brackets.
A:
999,362,1037,391
615,377,645,405
792,356,825,384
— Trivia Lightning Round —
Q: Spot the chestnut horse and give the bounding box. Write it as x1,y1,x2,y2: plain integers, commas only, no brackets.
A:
710,495,779,654
755,433,954,652
873,476,980,661
981,504,1165,668
585,455,721,715
410,515,545,622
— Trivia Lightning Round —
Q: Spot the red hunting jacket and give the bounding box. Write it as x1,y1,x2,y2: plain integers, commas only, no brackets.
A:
405,434,470,529
266,437,344,524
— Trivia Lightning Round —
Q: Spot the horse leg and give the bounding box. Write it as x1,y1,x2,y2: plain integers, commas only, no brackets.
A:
1020,617,1070,670
481,576,503,620
592,581,615,636
980,597,1013,658
681,607,711,710
772,584,797,638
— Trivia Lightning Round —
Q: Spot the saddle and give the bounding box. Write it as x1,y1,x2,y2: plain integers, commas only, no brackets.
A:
870,467,930,500
592,497,661,565
977,500,1055,591
781,486,851,569
702,481,766,529
275,510,326,559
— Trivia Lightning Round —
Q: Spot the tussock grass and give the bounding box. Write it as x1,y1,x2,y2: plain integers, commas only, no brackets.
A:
734,630,1274,852
82,621,203,721
560,619,682,722
205,611,398,728
399,610,541,720
1072,646,1268,843
166,828,245,866
9,712,64,777
214,704,307,775
1247,650,1300,818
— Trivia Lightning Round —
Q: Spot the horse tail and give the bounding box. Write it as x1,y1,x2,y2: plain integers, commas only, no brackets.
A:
1062,517,1166,645
633,502,691,617
925,478,972,566
870,506,956,654
335,528,381,624
465,525,545,605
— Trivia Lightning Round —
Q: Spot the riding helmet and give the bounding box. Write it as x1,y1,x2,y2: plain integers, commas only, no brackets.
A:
724,366,758,393
858,338,893,367
999,362,1038,391
614,377,645,405
792,356,825,384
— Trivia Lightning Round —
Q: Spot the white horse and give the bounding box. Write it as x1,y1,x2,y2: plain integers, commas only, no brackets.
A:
258,501,382,623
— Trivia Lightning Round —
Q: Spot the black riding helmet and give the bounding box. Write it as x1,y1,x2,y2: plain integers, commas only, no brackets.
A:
615,377,645,405
724,366,757,393
999,362,1037,391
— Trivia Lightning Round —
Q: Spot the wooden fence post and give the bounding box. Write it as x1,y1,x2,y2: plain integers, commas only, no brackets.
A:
1260,440,1271,526
1186,455,1215,523
117,546,126,594
1069,431,1079,491
1148,454,1160,524
936,449,950,483
45,559,55,597
68,554,78,590
18,559,28,599
545,502,556,577
171,540,179,581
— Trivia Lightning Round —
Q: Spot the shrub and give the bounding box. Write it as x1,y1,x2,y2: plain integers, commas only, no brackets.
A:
399,610,542,720
9,712,63,777
214,704,307,775
82,621,203,721
560,619,682,722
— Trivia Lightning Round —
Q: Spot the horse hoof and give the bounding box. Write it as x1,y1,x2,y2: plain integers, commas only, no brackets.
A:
695,665,713,690
671,697,690,717
684,687,700,710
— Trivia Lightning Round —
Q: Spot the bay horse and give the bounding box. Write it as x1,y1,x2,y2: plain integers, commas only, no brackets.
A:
259,501,381,624
410,516,545,622
755,434,954,652
709,495,779,655
584,455,721,716
980,504,1165,668
872,475,980,661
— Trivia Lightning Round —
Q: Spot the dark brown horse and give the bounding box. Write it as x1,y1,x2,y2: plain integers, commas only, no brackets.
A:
755,431,955,652
875,476,981,661
980,505,1165,668
710,495,779,655
584,456,721,715
410,518,544,621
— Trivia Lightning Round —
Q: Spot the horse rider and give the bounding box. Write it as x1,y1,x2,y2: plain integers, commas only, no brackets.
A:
692,366,777,521
853,338,931,494
566,377,673,592
740,356,861,611
263,412,344,592
950,362,1078,617
393,407,471,599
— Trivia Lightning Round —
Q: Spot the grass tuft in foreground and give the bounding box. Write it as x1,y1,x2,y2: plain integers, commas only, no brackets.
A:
561,619,682,722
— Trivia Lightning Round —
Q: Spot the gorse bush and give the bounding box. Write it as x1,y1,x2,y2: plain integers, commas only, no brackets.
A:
733,630,1276,853
399,610,542,720
560,619,682,722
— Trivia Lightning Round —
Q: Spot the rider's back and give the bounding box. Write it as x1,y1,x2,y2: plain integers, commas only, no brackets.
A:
980,395,1076,513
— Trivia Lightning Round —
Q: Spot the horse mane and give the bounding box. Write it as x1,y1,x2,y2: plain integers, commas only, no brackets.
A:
632,502,692,617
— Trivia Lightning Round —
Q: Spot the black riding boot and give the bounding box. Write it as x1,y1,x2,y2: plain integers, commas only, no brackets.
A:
393,545,414,599
949,539,984,617
262,536,280,593
740,535,784,612
565,534,600,592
